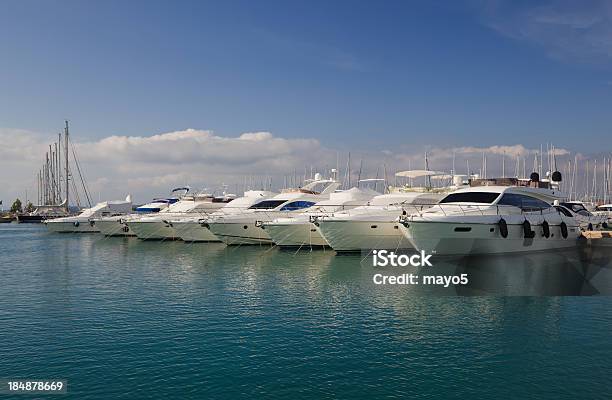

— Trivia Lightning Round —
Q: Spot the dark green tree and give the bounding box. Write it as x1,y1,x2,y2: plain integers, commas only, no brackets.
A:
10,198,22,213
24,202,35,213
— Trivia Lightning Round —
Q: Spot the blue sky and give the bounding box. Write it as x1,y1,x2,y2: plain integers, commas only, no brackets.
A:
1,0,611,152
1,1,612,202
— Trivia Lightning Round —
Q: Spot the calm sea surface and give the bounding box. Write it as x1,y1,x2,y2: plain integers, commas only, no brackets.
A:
1,224,611,399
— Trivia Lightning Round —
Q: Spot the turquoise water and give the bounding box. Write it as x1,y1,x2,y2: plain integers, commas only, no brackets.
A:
1,224,611,399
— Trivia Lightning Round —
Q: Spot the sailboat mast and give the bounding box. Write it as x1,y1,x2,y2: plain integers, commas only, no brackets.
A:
57,133,62,202
65,121,69,212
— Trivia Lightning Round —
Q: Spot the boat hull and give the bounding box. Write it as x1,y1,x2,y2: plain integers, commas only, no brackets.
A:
46,220,100,233
127,220,180,240
400,220,581,255
16,215,49,223
208,222,272,245
96,220,135,237
172,221,220,242
263,222,329,247
317,220,413,252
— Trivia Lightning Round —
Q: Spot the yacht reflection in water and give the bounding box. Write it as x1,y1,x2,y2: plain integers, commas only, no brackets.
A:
429,244,611,295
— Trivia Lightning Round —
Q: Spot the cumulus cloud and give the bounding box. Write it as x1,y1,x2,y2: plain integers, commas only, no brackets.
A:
77,128,328,170
0,127,604,206
66,129,336,202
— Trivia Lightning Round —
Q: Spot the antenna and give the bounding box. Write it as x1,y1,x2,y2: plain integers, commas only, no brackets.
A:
347,152,351,188
64,121,69,212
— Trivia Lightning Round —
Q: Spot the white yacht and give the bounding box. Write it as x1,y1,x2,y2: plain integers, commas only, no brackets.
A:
94,187,187,237
46,196,133,233
171,190,278,242
208,176,341,245
262,187,379,248
399,175,581,255
126,192,236,240
315,191,444,252
559,201,608,231
95,198,177,237
593,204,612,224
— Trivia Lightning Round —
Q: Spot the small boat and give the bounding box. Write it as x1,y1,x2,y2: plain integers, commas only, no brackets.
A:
0,216,14,223
46,196,133,233
16,203,70,223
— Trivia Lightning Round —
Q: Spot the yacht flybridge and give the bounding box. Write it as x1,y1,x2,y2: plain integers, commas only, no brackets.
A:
399,174,582,255
207,174,341,245
46,196,133,233
262,187,380,248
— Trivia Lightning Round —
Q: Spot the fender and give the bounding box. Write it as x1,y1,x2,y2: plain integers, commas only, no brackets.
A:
498,218,508,238
560,221,568,239
541,220,550,238
523,220,535,239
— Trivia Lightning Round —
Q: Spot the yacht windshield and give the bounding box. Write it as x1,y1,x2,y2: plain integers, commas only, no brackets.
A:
561,202,592,216
439,192,499,204
497,193,551,211
248,200,287,210
279,201,316,211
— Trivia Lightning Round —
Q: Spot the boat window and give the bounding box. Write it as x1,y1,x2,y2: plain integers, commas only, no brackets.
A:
248,200,287,210
439,192,499,204
280,201,316,211
497,193,551,211
136,207,161,212
555,206,573,217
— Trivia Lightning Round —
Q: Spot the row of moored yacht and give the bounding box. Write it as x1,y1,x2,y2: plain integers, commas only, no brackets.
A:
45,171,610,256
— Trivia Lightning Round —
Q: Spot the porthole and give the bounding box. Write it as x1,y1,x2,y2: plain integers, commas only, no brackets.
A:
243,225,248,230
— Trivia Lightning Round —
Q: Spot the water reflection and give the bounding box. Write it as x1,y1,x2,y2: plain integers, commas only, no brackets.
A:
22,223,612,297
360,244,611,296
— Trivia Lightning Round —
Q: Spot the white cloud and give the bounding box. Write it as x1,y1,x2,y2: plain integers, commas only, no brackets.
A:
4,129,337,204
477,0,612,64
0,127,602,207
